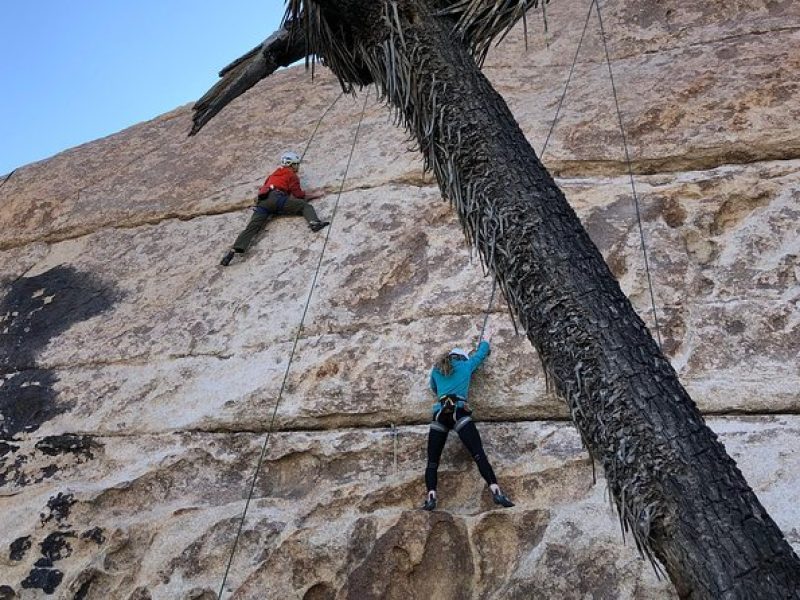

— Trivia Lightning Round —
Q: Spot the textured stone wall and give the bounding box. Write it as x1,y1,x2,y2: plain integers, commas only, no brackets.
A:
1,1,798,598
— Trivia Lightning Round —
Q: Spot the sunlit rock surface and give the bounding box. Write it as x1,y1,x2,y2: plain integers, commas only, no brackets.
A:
1,0,798,597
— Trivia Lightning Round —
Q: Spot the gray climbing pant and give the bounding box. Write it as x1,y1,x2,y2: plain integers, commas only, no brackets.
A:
232,190,320,253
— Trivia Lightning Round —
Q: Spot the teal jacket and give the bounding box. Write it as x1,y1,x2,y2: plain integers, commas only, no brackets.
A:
429,341,490,414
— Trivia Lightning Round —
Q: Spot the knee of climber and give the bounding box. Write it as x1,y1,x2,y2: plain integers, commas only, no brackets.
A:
430,421,449,434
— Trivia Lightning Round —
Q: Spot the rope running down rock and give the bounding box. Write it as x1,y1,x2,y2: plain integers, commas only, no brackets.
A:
217,93,370,599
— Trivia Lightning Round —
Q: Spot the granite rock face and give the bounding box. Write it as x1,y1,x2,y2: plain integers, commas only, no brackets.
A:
1,0,799,598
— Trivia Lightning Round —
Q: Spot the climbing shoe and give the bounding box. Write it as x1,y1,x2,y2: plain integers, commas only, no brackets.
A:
422,492,437,511
492,490,515,508
220,249,235,266
309,220,330,232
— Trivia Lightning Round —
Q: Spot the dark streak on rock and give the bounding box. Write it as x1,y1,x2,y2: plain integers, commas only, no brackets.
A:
129,587,154,600
73,579,92,600
0,585,16,600
0,266,117,440
0,453,28,488
39,464,59,481
19,532,75,595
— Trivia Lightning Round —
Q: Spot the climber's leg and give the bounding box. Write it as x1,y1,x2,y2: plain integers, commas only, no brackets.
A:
455,414,514,507
232,199,271,253
454,415,498,487
423,417,450,510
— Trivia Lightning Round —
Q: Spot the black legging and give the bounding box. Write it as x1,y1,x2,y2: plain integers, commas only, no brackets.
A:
425,406,497,491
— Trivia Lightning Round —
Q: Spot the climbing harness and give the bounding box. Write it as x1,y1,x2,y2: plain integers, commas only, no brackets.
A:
217,93,370,599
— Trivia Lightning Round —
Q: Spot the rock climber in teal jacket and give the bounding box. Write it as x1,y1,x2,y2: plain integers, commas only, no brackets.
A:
429,338,490,414
423,325,514,511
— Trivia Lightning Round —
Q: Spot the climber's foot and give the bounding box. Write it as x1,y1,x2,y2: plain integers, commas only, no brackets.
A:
309,220,330,232
492,490,515,508
220,249,235,266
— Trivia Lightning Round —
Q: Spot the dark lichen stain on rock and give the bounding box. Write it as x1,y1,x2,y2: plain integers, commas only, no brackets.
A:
0,585,17,600
39,464,59,480
20,566,64,595
0,453,28,488
40,492,78,527
0,266,116,439
129,586,154,600
35,434,99,459
0,441,18,457
81,527,106,545
9,536,31,562
0,370,60,441
18,532,75,595
40,531,74,562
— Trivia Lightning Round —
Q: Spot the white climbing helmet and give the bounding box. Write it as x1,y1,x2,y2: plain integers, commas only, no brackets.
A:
449,348,470,360
280,151,301,167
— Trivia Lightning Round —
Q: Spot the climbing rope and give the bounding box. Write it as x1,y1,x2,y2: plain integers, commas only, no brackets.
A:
479,0,594,339
479,277,497,341
540,0,595,160
300,92,344,161
391,423,399,475
217,93,370,599
594,1,663,348
478,1,592,341
540,0,550,49
537,0,663,348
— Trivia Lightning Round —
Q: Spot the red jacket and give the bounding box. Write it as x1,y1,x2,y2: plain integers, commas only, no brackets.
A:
258,166,305,198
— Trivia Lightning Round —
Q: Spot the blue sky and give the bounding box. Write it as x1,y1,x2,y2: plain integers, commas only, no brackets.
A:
0,1,289,175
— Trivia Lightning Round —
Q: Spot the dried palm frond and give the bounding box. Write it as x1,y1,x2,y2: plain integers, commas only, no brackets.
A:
191,0,546,134
285,0,544,77
436,0,547,64
283,0,376,91
190,26,306,135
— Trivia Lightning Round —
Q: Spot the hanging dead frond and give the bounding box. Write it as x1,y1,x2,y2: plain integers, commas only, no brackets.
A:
436,0,547,64
283,0,376,91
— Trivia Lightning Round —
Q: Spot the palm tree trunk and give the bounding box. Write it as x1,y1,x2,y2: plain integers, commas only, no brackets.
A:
322,2,800,597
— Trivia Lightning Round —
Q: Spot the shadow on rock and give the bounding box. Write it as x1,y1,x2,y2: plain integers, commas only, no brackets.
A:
0,265,117,439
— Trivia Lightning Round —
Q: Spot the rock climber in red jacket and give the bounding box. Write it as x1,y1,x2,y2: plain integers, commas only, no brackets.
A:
221,151,328,266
